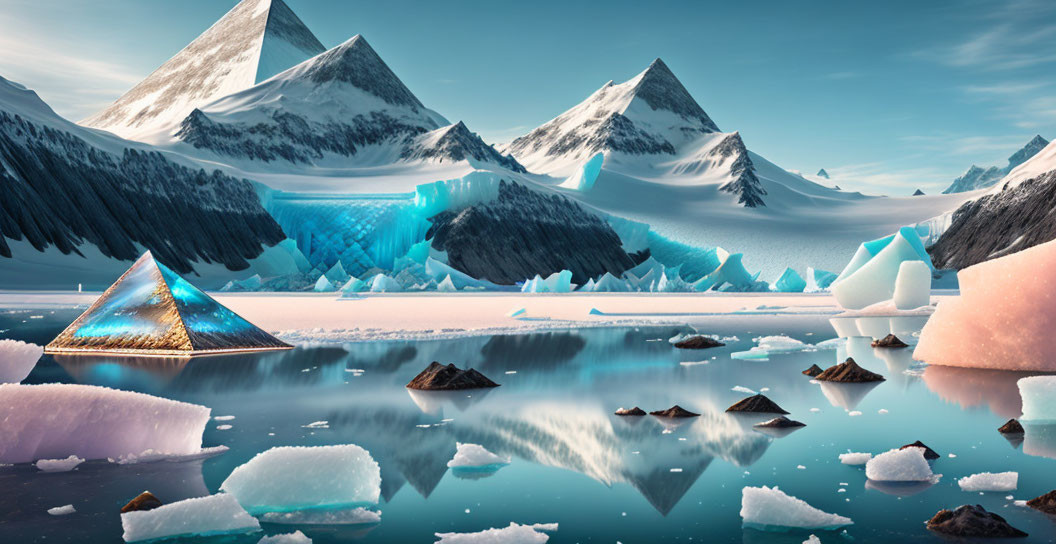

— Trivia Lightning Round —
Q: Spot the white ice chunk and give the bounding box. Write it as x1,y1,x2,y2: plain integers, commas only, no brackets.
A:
220,445,381,514
893,261,931,310
435,522,558,544
0,339,43,383
437,275,457,292
957,472,1018,492
261,507,380,525
258,531,312,544
740,486,853,530
1018,376,1056,421
0,384,209,464
839,452,872,465
48,504,75,516
369,275,403,293
312,275,336,292
833,227,933,310
424,258,499,290
559,151,604,191
121,493,260,542
803,536,821,544
35,455,84,472
865,448,936,482
447,442,510,468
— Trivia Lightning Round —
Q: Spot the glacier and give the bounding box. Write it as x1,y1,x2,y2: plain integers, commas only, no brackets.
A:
0,383,211,464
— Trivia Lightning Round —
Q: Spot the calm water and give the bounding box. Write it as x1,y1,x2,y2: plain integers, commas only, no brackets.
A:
2,307,1055,543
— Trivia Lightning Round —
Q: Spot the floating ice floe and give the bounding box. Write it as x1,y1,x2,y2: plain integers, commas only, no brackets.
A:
731,335,835,360
740,486,853,530
35,455,84,472
434,522,558,543
865,448,938,482
1018,376,1056,421
0,339,43,383
121,493,260,542
893,261,931,310
48,504,75,516
447,442,511,470
0,383,211,464
261,507,380,525
957,472,1018,492
258,531,312,544
839,452,872,465
914,239,1056,371
221,445,381,514
832,227,933,310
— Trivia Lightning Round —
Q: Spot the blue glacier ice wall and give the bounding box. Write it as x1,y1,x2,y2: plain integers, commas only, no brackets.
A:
645,232,724,282
414,171,501,217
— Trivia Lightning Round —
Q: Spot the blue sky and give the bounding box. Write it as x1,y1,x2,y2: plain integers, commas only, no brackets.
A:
2,0,1054,194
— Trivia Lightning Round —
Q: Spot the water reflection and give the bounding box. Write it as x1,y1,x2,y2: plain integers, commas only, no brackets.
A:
818,382,881,411
1023,423,1056,460
920,365,1042,419
864,479,935,497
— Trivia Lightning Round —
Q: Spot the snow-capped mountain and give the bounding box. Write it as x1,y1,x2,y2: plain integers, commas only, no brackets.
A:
942,135,1048,194
0,74,286,285
930,137,1056,268
82,0,325,139
168,35,523,175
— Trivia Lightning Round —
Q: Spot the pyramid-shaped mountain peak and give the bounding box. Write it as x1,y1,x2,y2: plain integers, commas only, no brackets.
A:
46,252,290,356
82,0,325,139
291,34,423,109
627,58,718,131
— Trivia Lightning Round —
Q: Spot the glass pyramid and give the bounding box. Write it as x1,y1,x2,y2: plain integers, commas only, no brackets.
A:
46,251,291,356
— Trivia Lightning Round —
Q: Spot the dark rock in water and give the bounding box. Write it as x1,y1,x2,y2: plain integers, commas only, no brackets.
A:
998,419,1025,434
913,189,925,196
753,416,805,428
615,406,647,416
1027,490,1056,514
426,180,637,285
725,394,789,415
802,364,824,377
674,336,725,349
871,334,909,348
900,440,940,460
649,405,700,418
815,358,885,383
121,491,162,513
926,504,1028,538
406,362,499,390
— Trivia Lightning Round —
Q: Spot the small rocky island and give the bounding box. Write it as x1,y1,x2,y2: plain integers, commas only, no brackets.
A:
753,416,805,428
614,407,647,416
407,362,500,390
926,504,1027,538
650,405,700,417
815,358,885,382
802,364,824,377
725,394,790,414
1028,490,1056,514
998,419,1025,434
871,334,909,348
673,336,725,349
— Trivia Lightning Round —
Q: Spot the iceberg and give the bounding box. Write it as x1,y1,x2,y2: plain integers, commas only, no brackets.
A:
220,445,381,514
323,261,351,285
413,171,502,217
220,274,263,292
839,452,872,465
957,472,1018,492
893,260,931,309
559,151,604,191
437,275,458,292
832,227,933,310
313,275,336,292
369,275,403,293
339,276,367,293
45,251,291,356
0,383,210,464
35,455,85,472
1019,376,1056,421
590,272,631,292
740,486,853,530
258,531,312,544
447,442,511,470
48,505,76,516
0,339,42,383
121,493,260,542
865,448,936,482
521,270,573,293
435,522,558,544
424,258,500,290
773,268,806,293
915,239,1056,371
805,267,838,292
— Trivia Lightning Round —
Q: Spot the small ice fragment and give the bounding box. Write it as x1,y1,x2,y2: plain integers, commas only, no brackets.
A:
217,425,233,430
837,488,846,493
48,504,75,516
258,531,312,544
865,448,936,482
810,408,821,413
839,452,872,465
435,522,558,543
301,421,329,429
803,535,822,544
506,308,526,318
679,361,709,367
948,453,957,458
214,415,235,421
878,409,889,414
121,494,259,542
670,468,683,473
797,465,806,470
1014,500,1028,507
505,371,517,375
957,472,1018,492
447,443,510,468
35,455,85,472
760,387,770,392
848,411,862,417
261,507,380,525
1006,495,1014,500
740,486,853,529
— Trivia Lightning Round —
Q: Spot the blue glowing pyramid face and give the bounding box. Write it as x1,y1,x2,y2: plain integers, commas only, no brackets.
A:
47,252,290,355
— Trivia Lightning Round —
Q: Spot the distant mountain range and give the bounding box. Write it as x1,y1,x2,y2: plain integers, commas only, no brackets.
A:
942,135,1048,194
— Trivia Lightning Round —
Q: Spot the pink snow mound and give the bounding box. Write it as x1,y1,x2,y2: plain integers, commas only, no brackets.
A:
0,383,210,464
914,238,1056,371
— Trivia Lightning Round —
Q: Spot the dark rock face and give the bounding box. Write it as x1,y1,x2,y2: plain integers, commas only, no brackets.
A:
753,416,805,428
631,59,719,131
871,334,909,348
1027,490,1056,514
427,180,636,285
802,364,824,377
926,504,1028,538
120,491,163,513
0,112,285,273
912,189,925,196
301,35,422,110
649,405,700,418
406,362,499,391
929,169,1056,270
711,133,767,208
725,394,790,415
400,121,525,173
999,419,1025,434
673,336,725,350
900,440,940,460
815,358,885,383
615,407,647,416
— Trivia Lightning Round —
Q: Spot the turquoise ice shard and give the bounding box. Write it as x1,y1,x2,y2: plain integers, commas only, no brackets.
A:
773,268,806,292
46,251,290,356
559,152,604,191
832,227,934,309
